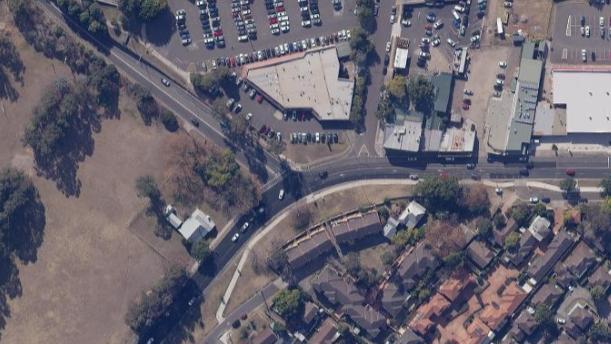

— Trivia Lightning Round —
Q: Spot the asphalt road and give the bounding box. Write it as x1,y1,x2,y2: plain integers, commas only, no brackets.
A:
40,2,611,343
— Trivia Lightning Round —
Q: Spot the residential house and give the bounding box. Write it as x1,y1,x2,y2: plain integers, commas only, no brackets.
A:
492,218,518,248
164,205,183,230
504,230,538,267
344,304,387,338
438,271,476,304
478,282,528,331
286,232,334,270
251,328,277,344
562,241,597,280
556,332,578,344
467,240,496,270
530,283,564,308
409,293,451,336
507,310,537,343
331,211,383,245
398,201,427,230
397,244,439,290
556,287,598,339
384,217,401,239
526,216,552,242
381,281,410,318
465,317,495,344
178,208,215,243
396,327,425,344
554,264,577,290
308,318,339,344
527,231,574,285
588,263,611,293
303,302,319,329
312,266,365,307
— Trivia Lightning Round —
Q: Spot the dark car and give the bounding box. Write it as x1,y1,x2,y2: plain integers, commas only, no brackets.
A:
318,171,328,179
191,118,200,127
541,197,551,203
519,168,529,176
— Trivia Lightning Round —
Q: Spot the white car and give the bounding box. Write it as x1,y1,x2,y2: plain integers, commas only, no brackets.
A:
585,25,590,37
240,222,249,233
385,41,391,52
499,61,507,68
401,18,411,27
390,14,396,23
231,233,240,242
315,132,320,143
433,21,443,29
278,189,285,200
446,38,456,47
421,37,431,45
582,49,587,62
529,197,539,204
301,20,311,27
503,1,512,8
495,187,503,195
432,38,440,46
246,112,253,120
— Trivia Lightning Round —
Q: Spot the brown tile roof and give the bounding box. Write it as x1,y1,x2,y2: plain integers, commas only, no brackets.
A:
562,241,597,279
438,271,476,303
251,328,277,344
286,232,334,270
397,244,438,289
467,240,495,269
344,304,387,338
465,317,492,344
515,310,538,336
479,283,527,331
409,293,451,336
312,266,364,307
308,318,338,344
332,212,383,244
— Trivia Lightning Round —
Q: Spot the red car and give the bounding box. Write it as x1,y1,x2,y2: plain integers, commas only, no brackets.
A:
565,169,576,176
269,17,278,24
462,103,470,110
256,94,263,103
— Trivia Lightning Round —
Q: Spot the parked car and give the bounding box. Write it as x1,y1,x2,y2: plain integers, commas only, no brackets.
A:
231,233,240,242
278,189,285,200
161,78,171,87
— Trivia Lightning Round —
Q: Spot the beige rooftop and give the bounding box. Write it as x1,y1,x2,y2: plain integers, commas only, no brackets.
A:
244,47,354,121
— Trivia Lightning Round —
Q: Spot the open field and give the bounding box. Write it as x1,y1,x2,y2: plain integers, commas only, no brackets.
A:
0,8,196,343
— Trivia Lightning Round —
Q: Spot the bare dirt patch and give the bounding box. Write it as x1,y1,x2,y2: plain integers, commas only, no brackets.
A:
509,0,553,40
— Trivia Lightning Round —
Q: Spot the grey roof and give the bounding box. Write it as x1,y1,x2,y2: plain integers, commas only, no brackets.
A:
520,41,537,61
383,217,400,238
397,244,438,289
312,266,365,307
343,304,387,338
531,283,564,307
527,231,574,284
527,216,552,242
383,117,423,152
466,240,495,269
588,264,611,291
331,212,382,244
396,328,425,344
515,310,538,336
303,302,318,325
335,41,351,59
286,233,334,270
381,282,408,318
432,73,453,114
556,287,597,322
505,230,538,266
562,241,597,279
554,264,577,290
308,318,338,344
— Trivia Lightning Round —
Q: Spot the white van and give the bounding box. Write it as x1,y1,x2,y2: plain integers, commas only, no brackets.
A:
454,5,465,13
452,10,460,22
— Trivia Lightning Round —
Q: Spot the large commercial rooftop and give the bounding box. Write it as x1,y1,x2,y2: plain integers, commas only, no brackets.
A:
383,116,423,152
244,47,354,121
553,69,611,133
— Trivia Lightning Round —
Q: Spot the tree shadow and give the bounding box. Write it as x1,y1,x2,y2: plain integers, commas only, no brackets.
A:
142,9,176,46
0,69,19,102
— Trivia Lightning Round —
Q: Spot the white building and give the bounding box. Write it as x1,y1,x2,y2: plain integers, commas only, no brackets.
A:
398,201,426,229
179,208,216,243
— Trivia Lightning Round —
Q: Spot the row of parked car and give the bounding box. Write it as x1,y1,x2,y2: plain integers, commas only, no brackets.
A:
299,0,322,28
265,0,291,34
232,0,258,42
175,10,192,46
204,29,351,70
289,132,339,144
195,0,225,49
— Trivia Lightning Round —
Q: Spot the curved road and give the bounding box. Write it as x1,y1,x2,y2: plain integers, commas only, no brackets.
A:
39,3,611,342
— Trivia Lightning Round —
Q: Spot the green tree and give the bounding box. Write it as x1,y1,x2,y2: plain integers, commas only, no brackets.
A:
493,212,507,229
534,304,557,337
119,0,167,22
600,176,611,197
381,248,398,267
387,76,407,102
504,232,520,251
125,266,188,334
160,109,179,132
375,93,395,123
590,321,611,343
414,176,461,215
590,285,607,302
190,240,211,262
443,251,465,268
272,289,303,321
476,217,493,238
291,204,312,232
560,177,577,194
349,27,375,66
355,0,376,32
510,203,533,227
408,75,435,114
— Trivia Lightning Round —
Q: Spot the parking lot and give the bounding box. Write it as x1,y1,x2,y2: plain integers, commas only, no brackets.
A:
152,0,360,70
397,1,485,71
551,2,611,64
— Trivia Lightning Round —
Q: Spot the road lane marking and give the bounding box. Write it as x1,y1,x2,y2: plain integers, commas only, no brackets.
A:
566,16,572,37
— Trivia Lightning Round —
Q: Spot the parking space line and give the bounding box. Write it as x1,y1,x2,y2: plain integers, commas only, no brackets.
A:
562,48,568,60
566,15,571,37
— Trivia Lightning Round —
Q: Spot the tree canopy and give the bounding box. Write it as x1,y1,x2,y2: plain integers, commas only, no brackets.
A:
387,76,407,102
273,288,304,322
119,0,168,22
414,176,461,215
190,240,211,262
600,176,611,197
560,177,577,194
408,75,435,114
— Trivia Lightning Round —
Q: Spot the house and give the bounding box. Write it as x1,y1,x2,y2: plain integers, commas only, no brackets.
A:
409,293,451,336
588,263,611,293
438,271,476,304
556,331,578,344
526,216,552,242
381,281,410,318
308,318,339,344
251,328,277,344
178,208,215,243
530,283,564,308
164,205,183,230
396,327,425,344
554,264,577,290
527,231,574,285
384,217,400,238
465,317,494,344
561,241,597,280
397,244,439,290
492,218,518,248
478,282,527,331
286,232,334,270
467,240,496,270
398,201,427,229
508,310,538,342
556,287,598,339
302,302,319,328
344,304,387,338
431,72,454,117
312,266,364,307
331,211,383,245
504,230,538,267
